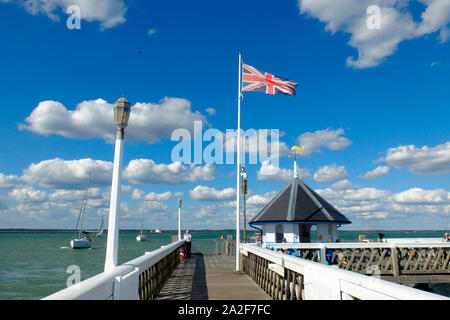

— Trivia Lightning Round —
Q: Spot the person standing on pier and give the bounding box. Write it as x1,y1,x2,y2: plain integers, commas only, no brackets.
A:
184,230,192,258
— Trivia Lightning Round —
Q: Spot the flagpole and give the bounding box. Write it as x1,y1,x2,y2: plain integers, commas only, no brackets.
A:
236,52,242,272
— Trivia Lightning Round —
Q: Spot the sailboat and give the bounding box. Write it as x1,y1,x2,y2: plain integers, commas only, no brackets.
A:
97,217,104,237
70,175,103,249
136,205,148,242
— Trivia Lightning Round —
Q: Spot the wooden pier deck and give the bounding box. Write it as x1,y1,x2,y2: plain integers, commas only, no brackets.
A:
156,253,271,300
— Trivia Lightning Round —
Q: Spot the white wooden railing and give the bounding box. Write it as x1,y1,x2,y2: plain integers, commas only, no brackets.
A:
43,240,448,300
241,243,449,300
43,240,184,300
260,241,450,284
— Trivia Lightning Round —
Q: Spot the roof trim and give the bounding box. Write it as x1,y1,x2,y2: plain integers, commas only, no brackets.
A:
249,220,350,225
248,182,291,224
287,178,298,221
298,179,334,221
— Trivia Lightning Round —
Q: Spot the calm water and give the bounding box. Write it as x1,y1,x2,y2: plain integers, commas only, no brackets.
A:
0,230,448,299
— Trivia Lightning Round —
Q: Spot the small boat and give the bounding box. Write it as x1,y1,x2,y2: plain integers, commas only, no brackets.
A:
154,228,162,233
97,217,104,237
71,236,91,249
70,175,103,249
136,205,148,242
136,233,148,242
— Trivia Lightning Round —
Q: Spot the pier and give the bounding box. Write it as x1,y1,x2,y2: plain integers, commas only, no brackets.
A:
39,96,448,301
44,238,449,300
156,254,270,300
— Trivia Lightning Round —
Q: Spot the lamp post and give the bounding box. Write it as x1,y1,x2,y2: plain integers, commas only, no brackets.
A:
178,198,182,241
104,97,131,272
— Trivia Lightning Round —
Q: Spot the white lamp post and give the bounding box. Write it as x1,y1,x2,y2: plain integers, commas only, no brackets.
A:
104,97,131,272
178,198,182,241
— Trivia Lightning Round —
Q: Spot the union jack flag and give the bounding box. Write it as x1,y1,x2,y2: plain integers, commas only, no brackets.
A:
242,63,298,96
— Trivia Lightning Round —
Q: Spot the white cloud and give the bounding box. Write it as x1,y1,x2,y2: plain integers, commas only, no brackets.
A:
416,0,450,43
246,191,278,206
193,203,224,219
380,142,450,175
297,128,351,156
356,211,389,220
131,189,174,202
393,188,450,204
205,108,216,116
189,185,235,201
21,158,113,189
124,159,215,185
313,164,349,183
147,28,157,36
9,186,47,202
0,194,8,211
360,165,390,180
257,160,310,182
20,97,209,144
331,179,357,190
316,182,450,223
20,157,214,189
0,173,18,189
2,0,127,29
48,188,102,201
317,186,391,202
345,188,391,201
131,188,145,200
121,185,133,193
298,0,450,68
144,200,169,214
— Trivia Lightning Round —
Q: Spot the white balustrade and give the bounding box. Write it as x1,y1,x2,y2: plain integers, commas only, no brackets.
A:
43,240,184,300
241,243,448,300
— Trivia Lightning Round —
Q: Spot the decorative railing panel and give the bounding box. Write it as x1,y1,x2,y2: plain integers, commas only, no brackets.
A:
241,243,448,300
138,243,181,300
263,242,450,283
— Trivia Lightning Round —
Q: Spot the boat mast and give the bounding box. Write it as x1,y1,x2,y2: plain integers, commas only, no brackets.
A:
79,173,91,238
140,203,145,236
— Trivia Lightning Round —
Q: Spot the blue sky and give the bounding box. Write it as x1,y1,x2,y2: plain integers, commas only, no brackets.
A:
0,0,449,230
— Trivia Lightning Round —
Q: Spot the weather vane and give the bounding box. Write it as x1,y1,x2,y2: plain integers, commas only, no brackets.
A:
289,146,304,178
289,145,304,159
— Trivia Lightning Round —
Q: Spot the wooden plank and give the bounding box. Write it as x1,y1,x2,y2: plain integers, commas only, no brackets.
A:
346,249,358,270
340,280,396,300
298,274,304,300
156,253,270,300
423,249,434,270
285,270,290,300
442,250,450,270
432,249,443,271
355,249,366,271
391,247,400,277
381,274,450,284
365,249,378,272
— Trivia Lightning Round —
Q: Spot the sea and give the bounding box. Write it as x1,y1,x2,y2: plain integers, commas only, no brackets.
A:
0,229,448,300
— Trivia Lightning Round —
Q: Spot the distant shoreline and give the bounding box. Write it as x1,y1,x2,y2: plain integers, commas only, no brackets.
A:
0,228,446,232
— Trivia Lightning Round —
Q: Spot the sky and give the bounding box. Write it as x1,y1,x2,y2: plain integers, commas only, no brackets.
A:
0,0,449,231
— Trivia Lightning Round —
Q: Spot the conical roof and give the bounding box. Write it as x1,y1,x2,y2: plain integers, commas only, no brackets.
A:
249,177,351,225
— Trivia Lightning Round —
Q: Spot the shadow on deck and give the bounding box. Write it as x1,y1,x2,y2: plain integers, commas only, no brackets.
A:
156,253,271,300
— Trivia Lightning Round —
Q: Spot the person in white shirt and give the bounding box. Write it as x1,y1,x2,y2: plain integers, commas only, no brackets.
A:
184,230,192,258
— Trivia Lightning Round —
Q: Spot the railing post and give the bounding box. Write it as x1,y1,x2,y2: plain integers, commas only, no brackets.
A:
391,245,399,277
320,246,327,264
